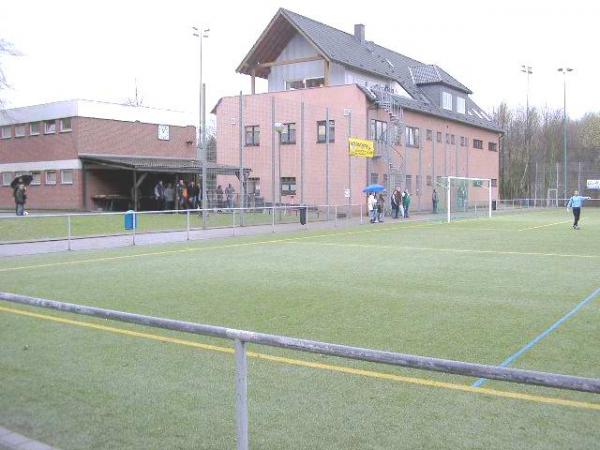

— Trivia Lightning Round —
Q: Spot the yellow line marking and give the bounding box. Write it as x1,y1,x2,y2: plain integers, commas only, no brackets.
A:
1,305,598,412
293,241,600,260
0,221,439,273
519,220,571,232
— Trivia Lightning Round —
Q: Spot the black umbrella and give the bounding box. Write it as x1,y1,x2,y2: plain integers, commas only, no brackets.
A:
10,174,33,189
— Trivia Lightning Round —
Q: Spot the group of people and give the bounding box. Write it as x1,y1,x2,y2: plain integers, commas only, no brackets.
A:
368,189,412,223
152,180,237,211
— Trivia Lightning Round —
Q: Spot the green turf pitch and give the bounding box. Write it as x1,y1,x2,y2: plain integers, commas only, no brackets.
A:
1,209,599,449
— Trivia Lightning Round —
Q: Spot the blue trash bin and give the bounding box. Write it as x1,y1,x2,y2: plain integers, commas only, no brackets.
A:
124,210,137,230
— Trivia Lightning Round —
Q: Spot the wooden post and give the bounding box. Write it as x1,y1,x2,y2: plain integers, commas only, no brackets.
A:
324,60,330,86
251,68,256,95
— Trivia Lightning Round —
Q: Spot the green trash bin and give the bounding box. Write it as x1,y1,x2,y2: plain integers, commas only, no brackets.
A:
299,206,307,225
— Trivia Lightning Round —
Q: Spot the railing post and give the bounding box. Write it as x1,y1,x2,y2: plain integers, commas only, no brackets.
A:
234,339,249,450
67,215,72,251
186,210,190,241
272,206,275,233
360,203,363,224
334,205,338,228
132,212,136,246
233,210,236,236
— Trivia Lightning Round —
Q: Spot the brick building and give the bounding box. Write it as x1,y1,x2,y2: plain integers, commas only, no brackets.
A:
214,9,503,210
0,100,204,211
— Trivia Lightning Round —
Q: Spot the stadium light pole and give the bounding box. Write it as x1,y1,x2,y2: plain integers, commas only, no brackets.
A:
558,67,573,203
521,65,533,196
193,26,209,224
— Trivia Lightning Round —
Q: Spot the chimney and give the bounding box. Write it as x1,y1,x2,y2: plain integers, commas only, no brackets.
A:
354,24,365,43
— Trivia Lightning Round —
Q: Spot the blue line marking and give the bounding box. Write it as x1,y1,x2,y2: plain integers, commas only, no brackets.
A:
472,287,600,388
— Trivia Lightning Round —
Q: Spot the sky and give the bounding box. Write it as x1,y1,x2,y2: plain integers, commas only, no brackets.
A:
1,0,598,124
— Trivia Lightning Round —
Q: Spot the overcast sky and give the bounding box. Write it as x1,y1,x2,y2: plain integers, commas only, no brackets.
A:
1,0,598,123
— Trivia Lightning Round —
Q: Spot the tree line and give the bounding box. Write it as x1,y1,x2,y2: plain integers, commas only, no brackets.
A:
494,104,600,199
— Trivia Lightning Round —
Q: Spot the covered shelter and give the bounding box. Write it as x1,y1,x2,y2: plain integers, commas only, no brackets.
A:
80,154,250,211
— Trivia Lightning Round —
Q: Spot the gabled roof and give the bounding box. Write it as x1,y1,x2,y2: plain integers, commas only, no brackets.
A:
236,8,498,132
237,9,473,100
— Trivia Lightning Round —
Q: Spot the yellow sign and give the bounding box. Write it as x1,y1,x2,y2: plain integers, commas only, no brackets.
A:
348,137,375,158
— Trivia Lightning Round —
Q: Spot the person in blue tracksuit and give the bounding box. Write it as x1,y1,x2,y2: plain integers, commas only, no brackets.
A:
566,190,591,229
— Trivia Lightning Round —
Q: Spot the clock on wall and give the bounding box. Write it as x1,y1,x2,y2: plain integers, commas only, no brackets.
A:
157,124,170,141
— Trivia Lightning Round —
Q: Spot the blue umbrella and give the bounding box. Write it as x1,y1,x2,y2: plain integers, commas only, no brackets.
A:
362,184,385,193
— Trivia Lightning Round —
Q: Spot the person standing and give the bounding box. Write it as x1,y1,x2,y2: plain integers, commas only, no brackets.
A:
432,189,439,214
367,192,377,223
225,183,235,209
14,181,27,216
164,183,175,211
402,190,411,218
391,189,400,219
153,180,165,210
377,193,385,223
176,179,187,211
216,185,224,209
567,190,591,230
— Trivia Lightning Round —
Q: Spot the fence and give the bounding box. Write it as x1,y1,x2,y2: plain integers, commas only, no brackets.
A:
0,204,365,248
1,292,599,449
523,161,600,203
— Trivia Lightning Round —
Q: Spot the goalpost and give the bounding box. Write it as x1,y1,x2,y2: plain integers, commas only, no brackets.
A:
440,176,492,223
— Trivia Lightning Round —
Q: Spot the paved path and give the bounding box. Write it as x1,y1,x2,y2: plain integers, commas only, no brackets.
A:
0,426,58,450
0,216,371,258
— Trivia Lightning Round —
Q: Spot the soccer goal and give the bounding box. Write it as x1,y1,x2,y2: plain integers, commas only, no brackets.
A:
437,176,492,223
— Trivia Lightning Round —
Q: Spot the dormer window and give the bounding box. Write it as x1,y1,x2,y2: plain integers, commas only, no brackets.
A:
456,97,466,114
442,92,453,111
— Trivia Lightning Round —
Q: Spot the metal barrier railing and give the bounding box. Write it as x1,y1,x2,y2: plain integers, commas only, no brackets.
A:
0,204,366,248
1,292,599,449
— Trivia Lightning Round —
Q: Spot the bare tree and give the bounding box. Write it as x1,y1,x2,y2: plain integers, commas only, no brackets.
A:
0,38,20,108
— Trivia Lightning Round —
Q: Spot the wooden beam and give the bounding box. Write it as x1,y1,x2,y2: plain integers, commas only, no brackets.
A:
255,55,323,69
324,60,331,86
251,68,256,95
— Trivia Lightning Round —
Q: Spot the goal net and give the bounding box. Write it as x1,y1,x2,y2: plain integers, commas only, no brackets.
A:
436,176,492,223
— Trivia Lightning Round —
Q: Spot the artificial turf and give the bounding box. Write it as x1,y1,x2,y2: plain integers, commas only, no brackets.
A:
0,208,599,449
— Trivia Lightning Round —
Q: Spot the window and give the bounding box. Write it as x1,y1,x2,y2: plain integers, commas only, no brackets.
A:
280,177,296,196
436,131,442,143
370,119,388,142
46,170,57,185
1,126,11,139
244,126,260,146
61,169,73,184
15,125,26,137
30,122,40,135
60,118,72,132
285,78,324,90
280,123,296,144
460,136,466,147
436,175,444,186
317,120,335,143
457,97,466,114
31,171,41,185
426,175,432,186
370,173,379,185
2,172,12,186
305,77,324,88
491,178,498,188
45,120,56,134
405,126,419,147
426,129,433,141
473,139,483,149
442,92,453,110
405,175,413,192
445,133,450,144
450,134,455,145
247,177,260,195
488,142,498,152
